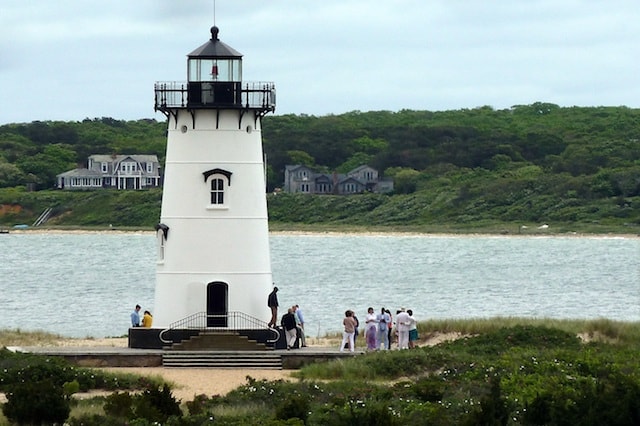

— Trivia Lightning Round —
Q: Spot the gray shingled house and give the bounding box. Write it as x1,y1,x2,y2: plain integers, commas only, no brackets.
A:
283,164,393,194
56,154,162,190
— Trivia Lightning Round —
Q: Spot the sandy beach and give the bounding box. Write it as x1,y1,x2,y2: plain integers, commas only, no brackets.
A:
6,228,638,238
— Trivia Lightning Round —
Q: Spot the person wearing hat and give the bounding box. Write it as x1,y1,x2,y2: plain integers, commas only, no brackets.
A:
267,286,279,328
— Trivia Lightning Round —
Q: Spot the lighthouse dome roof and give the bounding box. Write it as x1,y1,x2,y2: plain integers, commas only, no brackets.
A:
188,26,243,59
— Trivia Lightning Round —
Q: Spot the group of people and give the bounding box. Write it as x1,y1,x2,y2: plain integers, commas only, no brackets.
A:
267,286,306,350
130,304,153,328
341,306,418,352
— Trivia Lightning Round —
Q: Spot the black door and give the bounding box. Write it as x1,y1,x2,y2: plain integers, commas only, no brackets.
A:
207,281,228,327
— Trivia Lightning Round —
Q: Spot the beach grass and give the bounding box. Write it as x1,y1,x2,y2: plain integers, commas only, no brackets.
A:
0,329,128,347
422,316,640,343
314,316,640,347
0,329,67,347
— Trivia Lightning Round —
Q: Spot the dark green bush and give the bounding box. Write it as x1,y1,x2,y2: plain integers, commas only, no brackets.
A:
134,384,182,423
186,393,214,416
522,372,640,425
406,377,446,402
0,350,150,393
3,379,70,425
69,413,127,426
311,398,400,426
445,325,581,355
103,390,135,419
460,376,509,426
275,393,310,423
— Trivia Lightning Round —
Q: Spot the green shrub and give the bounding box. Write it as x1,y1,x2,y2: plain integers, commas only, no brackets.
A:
406,377,446,402
134,384,182,423
522,371,640,425
3,379,70,425
460,376,509,426
311,398,400,426
69,413,127,426
0,350,154,393
444,325,581,355
186,393,213,416
103,390,135,419
63,379,80,396
275,393,310,423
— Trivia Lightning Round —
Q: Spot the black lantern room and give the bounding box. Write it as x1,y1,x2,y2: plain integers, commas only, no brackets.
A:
154,27,275,116
187,26,243,107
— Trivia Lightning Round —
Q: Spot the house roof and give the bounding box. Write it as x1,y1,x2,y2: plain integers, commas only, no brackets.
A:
338,176,365,185
56,168,102,178
285,164,313,172
349,165,375,173
89,154,158,163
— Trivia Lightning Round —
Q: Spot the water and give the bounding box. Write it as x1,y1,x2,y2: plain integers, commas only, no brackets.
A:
0,233,638,338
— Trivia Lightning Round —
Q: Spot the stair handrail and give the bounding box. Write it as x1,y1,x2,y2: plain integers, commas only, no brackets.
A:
159,311,280,344
32,207,53,227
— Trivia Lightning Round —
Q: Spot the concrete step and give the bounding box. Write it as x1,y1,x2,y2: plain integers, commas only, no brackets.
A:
163,352,282,369
168,332,268,351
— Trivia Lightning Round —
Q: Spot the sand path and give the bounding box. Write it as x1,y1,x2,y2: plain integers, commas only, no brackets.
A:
101,367,294,401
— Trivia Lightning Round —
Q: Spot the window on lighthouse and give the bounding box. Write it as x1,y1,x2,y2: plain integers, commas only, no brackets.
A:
210,178,225,205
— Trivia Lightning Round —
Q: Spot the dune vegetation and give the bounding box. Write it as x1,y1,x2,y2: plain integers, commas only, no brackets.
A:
0,318,638,424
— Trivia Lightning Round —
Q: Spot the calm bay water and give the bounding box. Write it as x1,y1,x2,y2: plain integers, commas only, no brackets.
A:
0,232,638,338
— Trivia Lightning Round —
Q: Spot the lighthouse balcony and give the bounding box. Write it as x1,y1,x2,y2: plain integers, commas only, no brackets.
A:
154,81,276,114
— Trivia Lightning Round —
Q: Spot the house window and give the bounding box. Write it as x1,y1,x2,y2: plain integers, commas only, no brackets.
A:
101,162,108,173
131,163,137,172
301,183,310,193
211,178,225,204
146,162,153,173
316,183,330,193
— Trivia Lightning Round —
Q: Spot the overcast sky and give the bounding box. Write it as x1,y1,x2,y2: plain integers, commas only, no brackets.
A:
1,0,638,124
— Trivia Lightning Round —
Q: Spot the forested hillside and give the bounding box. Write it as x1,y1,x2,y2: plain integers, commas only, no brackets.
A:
0,103,638,232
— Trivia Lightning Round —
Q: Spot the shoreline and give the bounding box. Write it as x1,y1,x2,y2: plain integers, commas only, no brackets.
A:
5,228,638,239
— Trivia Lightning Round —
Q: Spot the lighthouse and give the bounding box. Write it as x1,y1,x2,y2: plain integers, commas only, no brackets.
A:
151,27,276,333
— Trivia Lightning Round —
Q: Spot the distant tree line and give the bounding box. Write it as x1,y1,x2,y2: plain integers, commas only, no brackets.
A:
0,103,638,229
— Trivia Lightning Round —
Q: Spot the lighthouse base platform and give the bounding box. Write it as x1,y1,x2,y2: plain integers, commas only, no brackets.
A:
128,327,296,351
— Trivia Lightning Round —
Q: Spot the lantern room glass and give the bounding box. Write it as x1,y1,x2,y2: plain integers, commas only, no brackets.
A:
188,58,242,82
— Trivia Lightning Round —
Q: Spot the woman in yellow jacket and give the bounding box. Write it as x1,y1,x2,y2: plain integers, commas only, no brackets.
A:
142,310,153,328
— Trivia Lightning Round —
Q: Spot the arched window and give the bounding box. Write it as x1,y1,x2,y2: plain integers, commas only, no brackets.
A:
210,178,225,204
203,168,232,208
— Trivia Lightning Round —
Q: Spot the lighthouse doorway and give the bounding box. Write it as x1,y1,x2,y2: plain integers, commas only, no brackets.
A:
206,281,228,327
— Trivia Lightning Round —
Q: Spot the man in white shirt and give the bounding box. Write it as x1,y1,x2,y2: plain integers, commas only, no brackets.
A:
395,308,410,349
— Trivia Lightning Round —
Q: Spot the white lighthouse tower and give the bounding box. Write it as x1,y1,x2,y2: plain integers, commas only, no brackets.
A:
152,26,276,332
